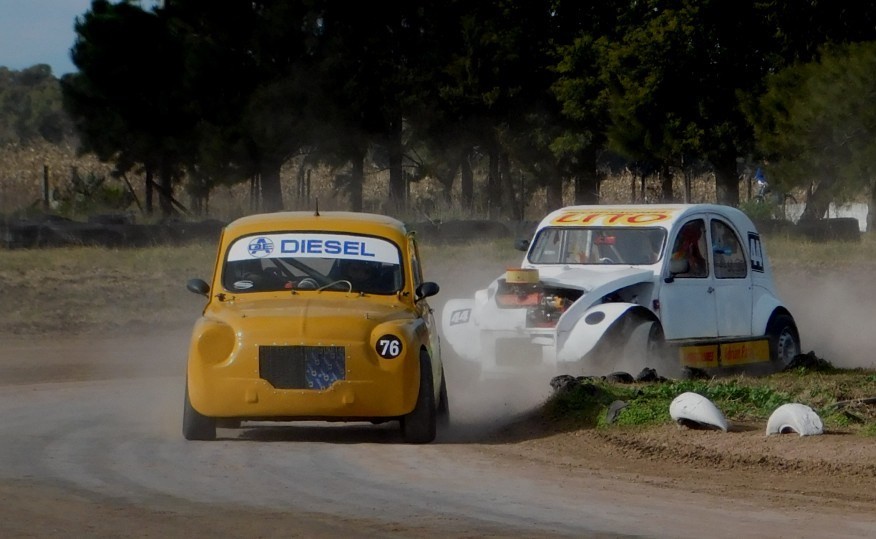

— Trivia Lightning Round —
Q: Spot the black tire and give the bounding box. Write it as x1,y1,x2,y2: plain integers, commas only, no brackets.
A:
217,419,242,429
183,381,217,441
620,319,677,378
437,368,450,429
766,313,800,369
400,351,437,444
648,323,682,379
642,321,666,361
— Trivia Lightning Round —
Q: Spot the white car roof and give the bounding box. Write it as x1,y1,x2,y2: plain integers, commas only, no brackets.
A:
536,204,757,235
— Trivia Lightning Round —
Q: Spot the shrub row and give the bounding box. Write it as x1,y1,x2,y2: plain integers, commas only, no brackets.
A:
753,217,861,242
1,214,225,249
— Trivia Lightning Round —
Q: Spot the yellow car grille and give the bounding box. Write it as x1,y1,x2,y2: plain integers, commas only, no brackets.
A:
258,345,346,390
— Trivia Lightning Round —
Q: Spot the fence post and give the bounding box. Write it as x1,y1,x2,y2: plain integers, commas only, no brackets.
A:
43,165,50,211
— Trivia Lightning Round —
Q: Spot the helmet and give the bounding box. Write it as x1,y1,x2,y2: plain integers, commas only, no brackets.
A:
343,260,378,279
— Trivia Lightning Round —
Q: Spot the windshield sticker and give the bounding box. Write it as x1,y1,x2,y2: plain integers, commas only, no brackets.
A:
550,209,678,226
227,233,400,264
247,237,274,258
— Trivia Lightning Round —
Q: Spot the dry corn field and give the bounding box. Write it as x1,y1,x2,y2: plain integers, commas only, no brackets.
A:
0,143,763,222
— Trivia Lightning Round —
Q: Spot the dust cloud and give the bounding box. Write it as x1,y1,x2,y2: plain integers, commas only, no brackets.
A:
429,251,557,441
776,267,876,369
428,246,876,441
442,373,552,442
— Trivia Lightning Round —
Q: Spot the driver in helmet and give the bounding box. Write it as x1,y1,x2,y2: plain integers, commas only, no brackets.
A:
340,260,392,293
228,258,283,291
671,221,707,276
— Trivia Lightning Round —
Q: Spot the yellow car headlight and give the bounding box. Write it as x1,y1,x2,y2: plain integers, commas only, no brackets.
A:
196,321,236,365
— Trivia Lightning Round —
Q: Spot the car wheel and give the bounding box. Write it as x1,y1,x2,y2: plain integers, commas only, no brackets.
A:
437,368,450,429
183,381,217,441
622,319,678,379
767,313,800,369
400,350,437,444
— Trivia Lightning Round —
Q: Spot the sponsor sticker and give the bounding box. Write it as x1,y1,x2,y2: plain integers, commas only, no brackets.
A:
247,236,274,257
550,209,678,226
680,344,719,369
720,340,769,366
227,233,400,264
680,340,770,368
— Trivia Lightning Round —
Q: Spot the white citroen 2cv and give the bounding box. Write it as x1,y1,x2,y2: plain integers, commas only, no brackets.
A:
441,204,800,380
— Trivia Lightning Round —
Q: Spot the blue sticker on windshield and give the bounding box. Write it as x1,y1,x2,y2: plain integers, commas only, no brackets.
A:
248,237,274,257
228,233,400,264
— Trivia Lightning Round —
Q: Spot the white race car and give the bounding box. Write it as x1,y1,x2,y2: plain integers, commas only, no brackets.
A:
441,204,800,380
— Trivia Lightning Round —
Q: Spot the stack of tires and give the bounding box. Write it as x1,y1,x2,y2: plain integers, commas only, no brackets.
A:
795,218,861,242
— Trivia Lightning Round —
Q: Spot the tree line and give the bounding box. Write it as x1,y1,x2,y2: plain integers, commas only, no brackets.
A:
0,65,74,147
25,1,876,222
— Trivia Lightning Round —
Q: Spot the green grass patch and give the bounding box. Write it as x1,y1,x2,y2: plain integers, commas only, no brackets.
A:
544,369,876,433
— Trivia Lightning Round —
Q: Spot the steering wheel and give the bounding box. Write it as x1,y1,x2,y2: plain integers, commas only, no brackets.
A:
264,267,283,278
296,277,319,290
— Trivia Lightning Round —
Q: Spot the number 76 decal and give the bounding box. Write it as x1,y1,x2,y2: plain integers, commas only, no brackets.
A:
376,335,403,359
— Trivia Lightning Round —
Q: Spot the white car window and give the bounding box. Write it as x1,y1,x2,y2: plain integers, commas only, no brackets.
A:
529,228,564,263
529,227,666,265
711,220,747,279
669,220,709,278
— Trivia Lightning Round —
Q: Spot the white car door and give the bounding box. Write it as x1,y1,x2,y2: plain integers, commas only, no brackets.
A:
658,218,718,340
709,216,753,337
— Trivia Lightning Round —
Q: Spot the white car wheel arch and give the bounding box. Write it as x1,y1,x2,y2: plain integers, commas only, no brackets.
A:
766,403,823,436
669,392,728,432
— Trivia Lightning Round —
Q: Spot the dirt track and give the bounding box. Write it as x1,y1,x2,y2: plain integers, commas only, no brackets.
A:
1,245,876,537
1,319,876,537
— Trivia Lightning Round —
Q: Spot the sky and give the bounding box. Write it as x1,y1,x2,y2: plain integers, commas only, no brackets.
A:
0,0,98,77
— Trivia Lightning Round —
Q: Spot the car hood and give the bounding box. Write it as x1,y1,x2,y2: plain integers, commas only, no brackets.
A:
207,295,414,343
513,266,656,293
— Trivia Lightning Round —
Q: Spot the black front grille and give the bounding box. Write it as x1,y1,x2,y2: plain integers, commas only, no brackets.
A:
259,346,346,389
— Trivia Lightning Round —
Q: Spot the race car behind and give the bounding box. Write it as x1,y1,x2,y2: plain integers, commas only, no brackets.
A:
441,204,800,380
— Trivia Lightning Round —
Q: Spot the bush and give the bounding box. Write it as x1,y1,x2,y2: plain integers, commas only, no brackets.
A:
739,199,778,221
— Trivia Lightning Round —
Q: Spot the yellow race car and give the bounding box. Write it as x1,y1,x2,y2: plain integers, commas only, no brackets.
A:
183,211,447,443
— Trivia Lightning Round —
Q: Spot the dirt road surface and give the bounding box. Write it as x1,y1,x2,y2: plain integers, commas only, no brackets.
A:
1,252,876,538
2,322,876,538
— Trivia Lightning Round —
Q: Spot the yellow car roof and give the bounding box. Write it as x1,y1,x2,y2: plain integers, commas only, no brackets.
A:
222,211,409,243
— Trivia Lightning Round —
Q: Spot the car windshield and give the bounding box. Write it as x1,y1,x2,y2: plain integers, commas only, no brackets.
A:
528,227,666,265
222,232,404,294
